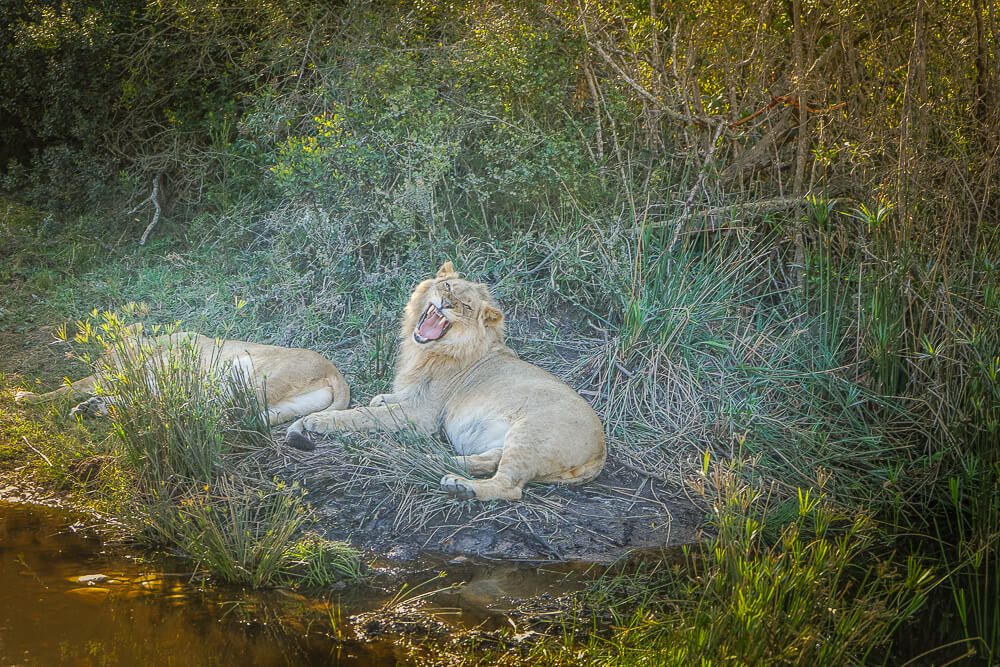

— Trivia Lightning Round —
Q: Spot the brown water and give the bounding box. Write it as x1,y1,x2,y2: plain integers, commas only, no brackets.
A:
0,501,589,666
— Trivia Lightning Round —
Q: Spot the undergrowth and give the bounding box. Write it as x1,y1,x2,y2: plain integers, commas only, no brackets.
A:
37,307,361,589
466,464,934,667
3,1,999,662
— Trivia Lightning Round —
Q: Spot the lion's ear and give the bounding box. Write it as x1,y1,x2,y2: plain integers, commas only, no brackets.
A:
481,305,503,327
436,261,456,278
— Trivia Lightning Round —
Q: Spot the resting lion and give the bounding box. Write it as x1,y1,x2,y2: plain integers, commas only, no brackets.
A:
15,332,349,442
286,261,606,501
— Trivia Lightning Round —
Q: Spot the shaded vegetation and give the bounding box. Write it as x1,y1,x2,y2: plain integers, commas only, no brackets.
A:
2,0,998,663
46,306,362,588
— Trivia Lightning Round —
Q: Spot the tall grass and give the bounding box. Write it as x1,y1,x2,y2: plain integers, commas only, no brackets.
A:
66,308,361,589
3,1,999,660
559,199,996,660
659,464,931,665
69,308,270,480
583,231,909,509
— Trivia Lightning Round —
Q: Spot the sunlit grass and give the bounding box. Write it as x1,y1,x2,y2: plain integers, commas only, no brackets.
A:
34,308,365,589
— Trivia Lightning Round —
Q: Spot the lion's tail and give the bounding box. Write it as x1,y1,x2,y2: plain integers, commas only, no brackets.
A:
326,367,351,410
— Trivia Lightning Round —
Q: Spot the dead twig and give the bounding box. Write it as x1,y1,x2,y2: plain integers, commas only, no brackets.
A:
129,173,164,246
22,436,53,467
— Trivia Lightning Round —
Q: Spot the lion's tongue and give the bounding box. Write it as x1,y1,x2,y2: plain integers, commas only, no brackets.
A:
417,307,448,340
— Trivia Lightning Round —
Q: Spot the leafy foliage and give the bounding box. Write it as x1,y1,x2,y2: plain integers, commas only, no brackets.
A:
3,0,999,661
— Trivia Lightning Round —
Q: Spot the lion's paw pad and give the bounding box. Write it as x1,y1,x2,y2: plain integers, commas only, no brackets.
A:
441,475,477,501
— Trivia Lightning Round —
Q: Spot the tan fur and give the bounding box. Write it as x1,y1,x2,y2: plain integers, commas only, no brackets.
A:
287,262,606,501
15,333,349,446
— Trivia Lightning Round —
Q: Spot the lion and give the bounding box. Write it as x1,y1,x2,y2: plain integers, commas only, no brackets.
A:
15,332,349,448
285,261,606,501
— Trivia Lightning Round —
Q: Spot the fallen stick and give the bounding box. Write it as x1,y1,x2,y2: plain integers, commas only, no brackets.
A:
22,436,53,467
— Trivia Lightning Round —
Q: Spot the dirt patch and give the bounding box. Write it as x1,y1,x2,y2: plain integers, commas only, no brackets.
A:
257,314,703,565
266,433,702,563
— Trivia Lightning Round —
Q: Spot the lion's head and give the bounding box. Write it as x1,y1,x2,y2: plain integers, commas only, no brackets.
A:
400,261,506,363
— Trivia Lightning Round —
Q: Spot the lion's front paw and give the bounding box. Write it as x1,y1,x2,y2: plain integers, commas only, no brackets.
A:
300,413,326,432
295,412,343,436
441,474,478,501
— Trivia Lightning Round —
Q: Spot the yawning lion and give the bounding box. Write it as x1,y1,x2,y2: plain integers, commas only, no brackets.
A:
286,262,606,501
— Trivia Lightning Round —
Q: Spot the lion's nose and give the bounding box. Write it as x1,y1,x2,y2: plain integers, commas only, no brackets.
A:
440,295,455,310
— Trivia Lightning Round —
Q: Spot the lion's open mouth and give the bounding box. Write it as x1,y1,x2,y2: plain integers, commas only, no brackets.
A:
414,303,452,343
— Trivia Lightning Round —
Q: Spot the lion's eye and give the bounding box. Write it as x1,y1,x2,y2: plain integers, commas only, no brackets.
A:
460,302,472,312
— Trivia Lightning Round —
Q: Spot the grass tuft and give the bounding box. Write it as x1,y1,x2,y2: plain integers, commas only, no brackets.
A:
58,309,362,589
333,428,472,532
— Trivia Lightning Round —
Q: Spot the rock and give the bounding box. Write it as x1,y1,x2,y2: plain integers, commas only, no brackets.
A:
385,544,419,561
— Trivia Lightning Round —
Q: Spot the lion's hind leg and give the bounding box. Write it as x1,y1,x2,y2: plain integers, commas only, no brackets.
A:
266,387,337,426
440,424,571,501
451,447,504,476
442,436,532,500
15,375,98,407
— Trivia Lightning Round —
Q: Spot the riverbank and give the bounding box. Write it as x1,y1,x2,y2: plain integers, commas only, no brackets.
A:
1,498,625,666
3,2,998,661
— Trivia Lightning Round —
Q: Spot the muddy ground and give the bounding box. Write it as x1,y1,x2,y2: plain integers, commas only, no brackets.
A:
266,430,702,564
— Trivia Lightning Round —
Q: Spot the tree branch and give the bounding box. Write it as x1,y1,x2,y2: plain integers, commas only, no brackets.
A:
128,173,164,246
652,196,859,231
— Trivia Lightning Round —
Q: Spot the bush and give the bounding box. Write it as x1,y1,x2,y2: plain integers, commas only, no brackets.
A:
65,307,361,589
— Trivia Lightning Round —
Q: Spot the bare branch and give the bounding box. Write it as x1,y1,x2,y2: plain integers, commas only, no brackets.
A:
668,122,725,254
128,173,164,246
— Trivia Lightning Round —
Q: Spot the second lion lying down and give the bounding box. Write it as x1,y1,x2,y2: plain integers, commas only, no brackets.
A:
286,261,606,501
16,332,350,434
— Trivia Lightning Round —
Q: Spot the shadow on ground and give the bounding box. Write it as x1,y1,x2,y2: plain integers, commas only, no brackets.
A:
267,432,702,563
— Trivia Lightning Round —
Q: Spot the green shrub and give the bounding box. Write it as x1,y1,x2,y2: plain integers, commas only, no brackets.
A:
571,464,933,666
64,307,361,589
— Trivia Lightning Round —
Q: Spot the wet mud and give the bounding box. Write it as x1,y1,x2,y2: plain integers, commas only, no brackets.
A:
269,434,702,564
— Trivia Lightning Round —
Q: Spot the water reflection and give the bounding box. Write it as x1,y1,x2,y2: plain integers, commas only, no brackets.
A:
0,502,399,666
0,502,592,666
